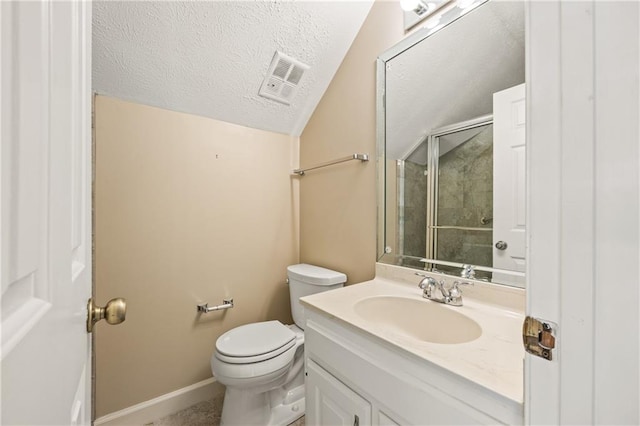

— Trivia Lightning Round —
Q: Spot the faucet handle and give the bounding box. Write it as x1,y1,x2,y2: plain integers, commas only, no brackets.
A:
450,280,473,297
453,280,473,289
460,264,476,278
418,276,436,289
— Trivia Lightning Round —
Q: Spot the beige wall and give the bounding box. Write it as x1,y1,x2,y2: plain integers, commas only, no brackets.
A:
96,2,409,414
94,96,299,417
299,1,405,284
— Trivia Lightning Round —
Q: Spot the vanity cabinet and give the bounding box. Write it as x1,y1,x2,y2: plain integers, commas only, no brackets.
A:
304,308,523,426
306,359,371,426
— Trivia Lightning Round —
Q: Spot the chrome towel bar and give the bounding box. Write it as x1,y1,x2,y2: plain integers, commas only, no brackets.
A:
429,225,492,232
197,298,234,313
292,153,369,176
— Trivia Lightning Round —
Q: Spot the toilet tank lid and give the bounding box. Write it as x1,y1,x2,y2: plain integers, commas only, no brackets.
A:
287,264,347,286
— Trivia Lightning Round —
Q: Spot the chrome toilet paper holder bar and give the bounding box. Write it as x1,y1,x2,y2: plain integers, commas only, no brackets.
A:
197,298,234,313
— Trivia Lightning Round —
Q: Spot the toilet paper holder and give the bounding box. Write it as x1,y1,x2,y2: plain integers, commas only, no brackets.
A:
197,298,234,313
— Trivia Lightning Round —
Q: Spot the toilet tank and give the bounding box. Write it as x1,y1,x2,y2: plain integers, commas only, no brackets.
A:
287,264,346,329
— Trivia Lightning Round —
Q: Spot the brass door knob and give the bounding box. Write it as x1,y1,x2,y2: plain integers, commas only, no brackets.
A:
87,297,126,333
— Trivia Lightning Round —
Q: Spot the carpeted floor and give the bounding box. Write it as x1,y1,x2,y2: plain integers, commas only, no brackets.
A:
146,395,305,426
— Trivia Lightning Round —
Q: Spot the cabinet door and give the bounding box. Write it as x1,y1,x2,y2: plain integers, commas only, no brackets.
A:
306,360,372,426
378,411,401,425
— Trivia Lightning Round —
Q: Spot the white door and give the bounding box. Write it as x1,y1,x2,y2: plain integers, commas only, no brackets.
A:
527,1,639,424
306,360,372,426
1,1,93,424
492,83,525,287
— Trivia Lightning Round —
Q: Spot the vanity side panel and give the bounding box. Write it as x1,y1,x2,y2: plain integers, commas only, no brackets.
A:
305,311,522,425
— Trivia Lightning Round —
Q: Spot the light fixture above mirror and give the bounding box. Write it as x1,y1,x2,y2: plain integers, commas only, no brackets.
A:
400,0,432,15
400,0,452,31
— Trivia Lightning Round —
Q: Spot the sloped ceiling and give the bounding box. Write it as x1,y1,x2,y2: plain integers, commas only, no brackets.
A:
386,0,525,161
93,1,374,136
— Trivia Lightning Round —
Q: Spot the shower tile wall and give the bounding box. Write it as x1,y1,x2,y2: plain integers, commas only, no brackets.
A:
436,126,493,270
402,161,427,258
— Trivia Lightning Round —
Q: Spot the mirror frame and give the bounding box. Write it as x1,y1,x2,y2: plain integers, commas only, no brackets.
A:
376,0,526,285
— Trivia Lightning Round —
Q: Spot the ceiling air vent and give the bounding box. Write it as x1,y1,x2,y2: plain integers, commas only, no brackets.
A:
259,51,309,105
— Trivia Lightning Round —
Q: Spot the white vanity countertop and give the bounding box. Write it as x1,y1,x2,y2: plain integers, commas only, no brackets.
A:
300,272,525,405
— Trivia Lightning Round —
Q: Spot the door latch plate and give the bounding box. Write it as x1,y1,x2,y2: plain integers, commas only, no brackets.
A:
522,316,555,360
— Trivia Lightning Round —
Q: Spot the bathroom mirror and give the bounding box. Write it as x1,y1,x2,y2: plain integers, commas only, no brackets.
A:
377,0,526,287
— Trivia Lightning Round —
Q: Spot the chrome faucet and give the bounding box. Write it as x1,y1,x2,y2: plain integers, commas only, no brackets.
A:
417,274,472,307
460,264,475,279
447,281,472,306
417,276,438,299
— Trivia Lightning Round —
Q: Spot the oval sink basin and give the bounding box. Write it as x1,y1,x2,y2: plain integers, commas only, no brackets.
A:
353,296,482,344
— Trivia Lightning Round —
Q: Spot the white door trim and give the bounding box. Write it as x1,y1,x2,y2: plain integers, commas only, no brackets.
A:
526,1,639,424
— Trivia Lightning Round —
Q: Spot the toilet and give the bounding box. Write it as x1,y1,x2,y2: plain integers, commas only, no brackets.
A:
210,264,346,426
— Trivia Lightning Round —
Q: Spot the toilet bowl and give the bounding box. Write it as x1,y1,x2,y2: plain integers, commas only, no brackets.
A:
210,264,346,426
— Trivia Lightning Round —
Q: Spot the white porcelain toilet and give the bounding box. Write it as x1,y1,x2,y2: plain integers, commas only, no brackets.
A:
211,264,346,426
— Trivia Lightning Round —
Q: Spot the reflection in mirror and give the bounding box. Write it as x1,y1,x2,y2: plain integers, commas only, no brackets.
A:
432,120,494,280
377,0,525,287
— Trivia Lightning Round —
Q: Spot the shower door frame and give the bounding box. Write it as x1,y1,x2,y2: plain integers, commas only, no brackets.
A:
425,114,494,268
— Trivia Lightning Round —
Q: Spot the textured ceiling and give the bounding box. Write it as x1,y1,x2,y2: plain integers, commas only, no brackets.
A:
93,1,373,136
386,0,525,161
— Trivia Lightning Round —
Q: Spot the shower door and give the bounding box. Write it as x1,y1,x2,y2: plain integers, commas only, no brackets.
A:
426,117,495,279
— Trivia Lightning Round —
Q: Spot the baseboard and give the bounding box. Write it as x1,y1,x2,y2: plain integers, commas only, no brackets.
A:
94,377,224,426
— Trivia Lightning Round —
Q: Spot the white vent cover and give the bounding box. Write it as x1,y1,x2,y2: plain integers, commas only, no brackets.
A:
259,51,309,105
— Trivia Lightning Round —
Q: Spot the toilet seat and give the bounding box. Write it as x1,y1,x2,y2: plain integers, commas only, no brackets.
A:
216,339,296,364
215,321,296,364
212,322,304,381
212,343,299,381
